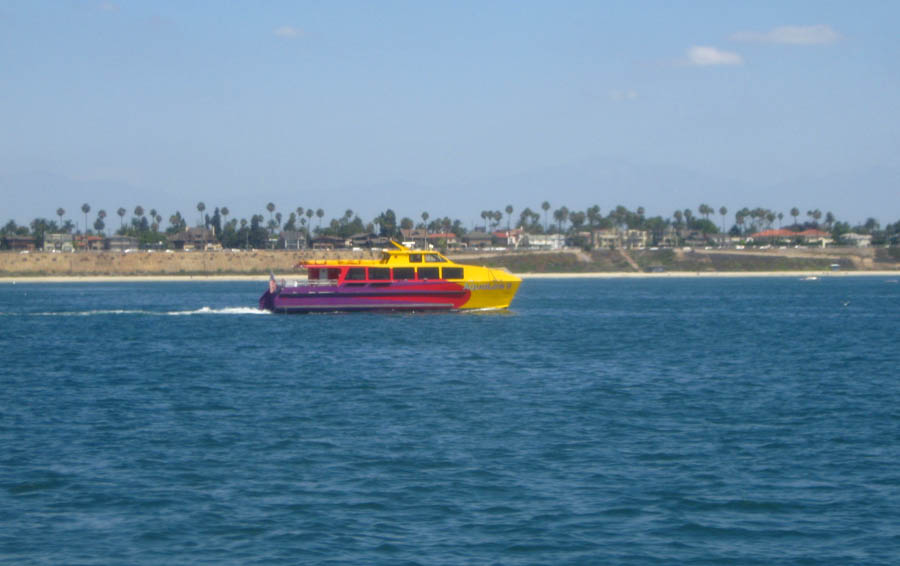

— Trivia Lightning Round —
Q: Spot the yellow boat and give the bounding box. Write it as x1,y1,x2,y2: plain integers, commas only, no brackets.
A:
260,241,521,312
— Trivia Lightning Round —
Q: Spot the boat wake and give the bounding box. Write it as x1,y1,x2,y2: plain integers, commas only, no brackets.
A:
166,307,268,316
460,307,515,315
2,307,268,317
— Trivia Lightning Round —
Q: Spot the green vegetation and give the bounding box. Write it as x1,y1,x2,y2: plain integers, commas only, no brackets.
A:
2,201,899,252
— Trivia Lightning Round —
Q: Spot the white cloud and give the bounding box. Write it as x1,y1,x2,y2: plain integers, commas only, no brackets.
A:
274,26,302,39
609,90,639,102
685,46,743,66
731,24,840,45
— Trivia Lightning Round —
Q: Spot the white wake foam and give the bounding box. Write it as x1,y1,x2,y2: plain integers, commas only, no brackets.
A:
166,306,268,316
6,307,268,317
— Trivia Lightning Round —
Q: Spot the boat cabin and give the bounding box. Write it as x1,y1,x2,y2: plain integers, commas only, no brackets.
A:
307,263,465,285
380,249,451,264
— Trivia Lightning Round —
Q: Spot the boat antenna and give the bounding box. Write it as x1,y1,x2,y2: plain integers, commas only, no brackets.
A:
389,240,408,250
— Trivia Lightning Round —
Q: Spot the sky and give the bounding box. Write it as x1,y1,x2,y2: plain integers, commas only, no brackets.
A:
1,0,898,231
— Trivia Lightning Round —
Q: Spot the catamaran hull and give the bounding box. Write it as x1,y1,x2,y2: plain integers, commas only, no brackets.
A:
259,281,472,313
259,279,521,313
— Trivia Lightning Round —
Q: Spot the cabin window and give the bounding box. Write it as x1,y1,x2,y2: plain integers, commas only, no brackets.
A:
327,268,340,280
346,267,366,280
409,254,422,263
442,267,464,279
369,267,390,281
424,254,446,263
393,267,415,280
417,267,440,280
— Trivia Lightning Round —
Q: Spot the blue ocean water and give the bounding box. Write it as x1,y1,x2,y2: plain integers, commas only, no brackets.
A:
1,277,899,565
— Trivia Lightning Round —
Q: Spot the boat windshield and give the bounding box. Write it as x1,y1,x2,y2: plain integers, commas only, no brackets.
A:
307,267,341,284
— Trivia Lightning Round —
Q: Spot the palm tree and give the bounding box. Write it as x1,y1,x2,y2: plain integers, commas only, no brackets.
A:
296,206,304,218
790,207,800,228
519,207,534,230
718,206,727,234
134,205,144,224
56,207,65,228
196,202,206,227
586,205,601,230
553,206,569,235
81,203,91,234
96,210,107,235
541,201,551,231
266,202,275,223
220,206,229,227
421,211,429,234
505,205,513,231
777,212,783,228
811,209,822,227
316,208,324,229
117,207,127,231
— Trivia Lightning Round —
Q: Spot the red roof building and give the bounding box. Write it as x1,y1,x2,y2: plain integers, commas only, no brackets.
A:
751,228,831,238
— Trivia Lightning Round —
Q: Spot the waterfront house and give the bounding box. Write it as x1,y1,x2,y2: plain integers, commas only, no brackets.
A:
2,235,36,251
493,229,524,248
74,235,104,251
310,235,348,250
840,233,872,247
169,227,217,250
462,231,492,249
750,228,833,247
279,231,305,250
525,233,565,250
427,232,461,250
350,232,391,249
105,235,139,252
590,229,648,249
44,233,74,252
399,229,428,249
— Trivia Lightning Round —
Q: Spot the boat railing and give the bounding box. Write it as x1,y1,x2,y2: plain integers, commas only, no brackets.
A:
280,278,339,288
303,259,367,266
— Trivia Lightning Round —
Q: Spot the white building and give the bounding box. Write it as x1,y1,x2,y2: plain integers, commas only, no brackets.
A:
525,234,565,250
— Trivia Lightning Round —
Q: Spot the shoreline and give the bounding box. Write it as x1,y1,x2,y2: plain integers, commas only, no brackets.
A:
1,270,898,283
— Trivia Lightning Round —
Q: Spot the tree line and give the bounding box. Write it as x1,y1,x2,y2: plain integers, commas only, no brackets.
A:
3,201,899,248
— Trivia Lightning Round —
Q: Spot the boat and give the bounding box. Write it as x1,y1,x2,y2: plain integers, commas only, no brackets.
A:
259,241,521,313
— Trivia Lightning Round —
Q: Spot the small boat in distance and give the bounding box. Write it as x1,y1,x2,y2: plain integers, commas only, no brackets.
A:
259,241,521,313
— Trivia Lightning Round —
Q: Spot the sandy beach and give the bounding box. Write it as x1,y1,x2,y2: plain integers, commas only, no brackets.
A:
2,270,898,284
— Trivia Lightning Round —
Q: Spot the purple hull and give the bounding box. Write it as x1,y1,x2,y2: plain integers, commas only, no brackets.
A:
259,280,471,313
